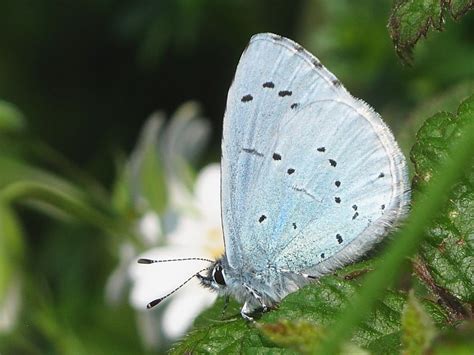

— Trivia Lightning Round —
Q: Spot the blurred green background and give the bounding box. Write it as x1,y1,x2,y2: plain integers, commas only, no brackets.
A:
0,0,472,353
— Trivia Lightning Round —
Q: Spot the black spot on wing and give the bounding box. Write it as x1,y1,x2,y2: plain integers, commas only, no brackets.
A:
278,90,292,97
317,147,326,152
292,223,297,229
332,79,341,87
270,34,283,41
293,43,304,52
336,234,343,244
263,82,275,88
273,153,282,161
259,215,267,223
352,212,359,220
335,197,341,204
320,253,325,258
378,172,385,178
242,148,264,157
329,159,337,167
291,103,299,109
241,94,253,102
352,205,358,211
312,58,323,68
335,180,341,187
381,204,385,210
287,168,295,175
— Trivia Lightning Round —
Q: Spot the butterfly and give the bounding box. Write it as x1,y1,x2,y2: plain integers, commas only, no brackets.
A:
139,33,410,320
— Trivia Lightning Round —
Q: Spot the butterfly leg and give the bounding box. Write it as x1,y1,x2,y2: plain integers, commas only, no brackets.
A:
240,301,255,321
243,283,268,312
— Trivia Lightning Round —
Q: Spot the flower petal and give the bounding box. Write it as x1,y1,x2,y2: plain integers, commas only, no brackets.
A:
165,213,224,260
105,242,136,304
162,102,211,210
138,211,162,246
194,163,221,225
167,214,207,248
162,280,217,339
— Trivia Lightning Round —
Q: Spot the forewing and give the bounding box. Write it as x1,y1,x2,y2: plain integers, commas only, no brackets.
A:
221,33,409,273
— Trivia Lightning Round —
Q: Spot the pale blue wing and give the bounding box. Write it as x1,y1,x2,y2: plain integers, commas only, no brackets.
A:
221,33,409,274
221,33,343,268
260,99,409,276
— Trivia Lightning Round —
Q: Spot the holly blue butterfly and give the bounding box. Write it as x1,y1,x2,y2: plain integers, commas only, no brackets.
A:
139,33,410,320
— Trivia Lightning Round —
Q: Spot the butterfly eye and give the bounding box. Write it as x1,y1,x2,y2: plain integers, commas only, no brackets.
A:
213,265,226,286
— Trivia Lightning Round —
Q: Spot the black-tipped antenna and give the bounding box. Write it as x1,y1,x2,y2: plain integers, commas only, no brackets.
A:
138,257,214,264
146,266,211,309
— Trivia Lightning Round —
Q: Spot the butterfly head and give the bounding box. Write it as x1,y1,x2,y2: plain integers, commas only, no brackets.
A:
198,258,227,291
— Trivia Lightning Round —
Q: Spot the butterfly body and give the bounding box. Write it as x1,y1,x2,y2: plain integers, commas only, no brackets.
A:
199,33,410,319
199,255,307,318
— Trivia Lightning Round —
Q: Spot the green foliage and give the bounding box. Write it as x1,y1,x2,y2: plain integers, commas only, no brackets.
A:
127,114,168,214
258,320,368,355
401,291,437,354
0,101,25,133
411,96,474,305
0,202,24,318
398,81,474,157
0,155,126,238
171,267,448,353
428,321,474,354
389,0,474,63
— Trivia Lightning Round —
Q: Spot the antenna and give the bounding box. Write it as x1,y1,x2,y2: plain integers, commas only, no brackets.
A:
145,266,212,309
137,257,214,264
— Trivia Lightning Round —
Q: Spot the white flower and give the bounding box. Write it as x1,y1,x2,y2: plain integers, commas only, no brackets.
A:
129,163,224,339
106,102,220,348
138,211,162,246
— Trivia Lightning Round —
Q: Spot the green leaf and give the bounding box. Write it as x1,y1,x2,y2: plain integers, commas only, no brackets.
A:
258,319,368,355
110,154,134,215
0,202,24,289
450,0,474,17
128,113,167,214
0,101,26,133
397,81,474,159
0,156,127,238
170,296,283,354
429,320,474,355
171,273,447,354
411,95,474,305
0,202,24,333
258,320,322,354
401,290,437,354
388,0,474,63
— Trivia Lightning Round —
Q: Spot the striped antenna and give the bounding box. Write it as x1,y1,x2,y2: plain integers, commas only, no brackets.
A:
145,266,212,309
138,257,214,264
